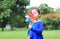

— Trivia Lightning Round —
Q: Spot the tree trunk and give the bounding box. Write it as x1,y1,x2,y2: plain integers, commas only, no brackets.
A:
11,26,14,31
2,27,4,31
1,25,4,31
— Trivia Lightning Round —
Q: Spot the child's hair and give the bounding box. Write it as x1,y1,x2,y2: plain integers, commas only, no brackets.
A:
32,7,40,14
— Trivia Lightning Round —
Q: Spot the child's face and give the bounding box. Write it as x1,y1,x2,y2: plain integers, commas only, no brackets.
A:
31,9,40,18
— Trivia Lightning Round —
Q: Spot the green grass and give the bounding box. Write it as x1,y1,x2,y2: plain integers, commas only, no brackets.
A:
0,29,60,39
43,30,60,39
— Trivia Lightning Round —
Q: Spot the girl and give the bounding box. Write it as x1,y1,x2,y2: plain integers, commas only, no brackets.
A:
28,7,44,39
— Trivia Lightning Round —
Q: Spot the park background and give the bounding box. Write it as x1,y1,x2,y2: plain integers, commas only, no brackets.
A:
0,0,60,39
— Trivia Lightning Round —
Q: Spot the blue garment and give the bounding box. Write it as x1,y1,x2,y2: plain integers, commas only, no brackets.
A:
28,21,44,39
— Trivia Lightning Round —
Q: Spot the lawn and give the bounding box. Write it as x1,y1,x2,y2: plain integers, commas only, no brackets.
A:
0,28,60,39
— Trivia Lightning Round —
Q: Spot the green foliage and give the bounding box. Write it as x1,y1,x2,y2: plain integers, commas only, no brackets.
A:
39,4,54,14
0,0,16,19
0,0,15,27
42,17,60,30
10,0,30,28
0,0,30,31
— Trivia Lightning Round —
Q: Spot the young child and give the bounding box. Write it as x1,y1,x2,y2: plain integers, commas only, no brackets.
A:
27,7,44,39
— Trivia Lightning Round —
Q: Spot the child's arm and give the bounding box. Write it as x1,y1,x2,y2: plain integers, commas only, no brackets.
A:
30,22,44,33
28,24,32,39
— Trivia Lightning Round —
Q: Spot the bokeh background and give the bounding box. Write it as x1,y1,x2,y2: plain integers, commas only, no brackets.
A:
0,0,60,39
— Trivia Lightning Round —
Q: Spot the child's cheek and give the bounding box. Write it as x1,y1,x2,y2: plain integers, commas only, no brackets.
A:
34,14,38,17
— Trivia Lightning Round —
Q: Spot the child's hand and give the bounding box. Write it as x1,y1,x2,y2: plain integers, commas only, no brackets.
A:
28,36,30,39
28,24,32,29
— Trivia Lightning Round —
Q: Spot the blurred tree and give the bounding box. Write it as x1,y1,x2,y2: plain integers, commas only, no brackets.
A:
0,0,30,31
39,4,54,14
42,13,60,30
56,7,60,13
10,0,30,28
0,0,14,31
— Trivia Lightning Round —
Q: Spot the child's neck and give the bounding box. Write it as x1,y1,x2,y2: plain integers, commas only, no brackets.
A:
34,18,40,22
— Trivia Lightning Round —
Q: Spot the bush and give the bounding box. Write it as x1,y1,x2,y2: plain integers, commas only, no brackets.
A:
41,13,60,30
